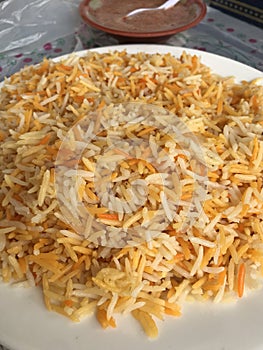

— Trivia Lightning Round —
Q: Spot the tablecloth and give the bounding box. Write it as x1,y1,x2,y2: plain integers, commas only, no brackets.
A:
0,1,262,350
0,4,262,82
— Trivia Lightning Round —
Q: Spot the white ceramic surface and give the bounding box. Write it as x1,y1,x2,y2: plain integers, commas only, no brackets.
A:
0,44,263,350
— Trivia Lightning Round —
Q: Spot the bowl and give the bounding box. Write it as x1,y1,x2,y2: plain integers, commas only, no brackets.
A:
79,0,207,43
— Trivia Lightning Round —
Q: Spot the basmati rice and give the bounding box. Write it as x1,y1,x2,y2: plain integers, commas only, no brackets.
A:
0,50,263,338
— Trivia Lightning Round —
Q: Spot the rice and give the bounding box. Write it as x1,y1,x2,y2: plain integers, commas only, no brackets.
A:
0,50,263,339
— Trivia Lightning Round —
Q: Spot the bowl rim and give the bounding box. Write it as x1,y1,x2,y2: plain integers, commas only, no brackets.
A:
79,0,207,38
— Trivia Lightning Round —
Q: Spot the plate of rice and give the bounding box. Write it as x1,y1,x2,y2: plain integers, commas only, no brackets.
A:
0,44,263,350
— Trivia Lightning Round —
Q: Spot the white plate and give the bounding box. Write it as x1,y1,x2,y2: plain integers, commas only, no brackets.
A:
0,44,263,350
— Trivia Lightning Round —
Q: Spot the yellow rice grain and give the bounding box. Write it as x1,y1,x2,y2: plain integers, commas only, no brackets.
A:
0,50,263,339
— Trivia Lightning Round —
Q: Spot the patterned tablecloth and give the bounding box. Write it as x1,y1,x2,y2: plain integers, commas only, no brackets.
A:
0,5,262,82
0,2,262,350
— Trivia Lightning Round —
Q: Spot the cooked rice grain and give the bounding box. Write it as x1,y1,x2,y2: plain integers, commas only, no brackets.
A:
0,50,263,338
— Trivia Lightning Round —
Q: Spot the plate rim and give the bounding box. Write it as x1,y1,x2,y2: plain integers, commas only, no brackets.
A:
1,44,262,86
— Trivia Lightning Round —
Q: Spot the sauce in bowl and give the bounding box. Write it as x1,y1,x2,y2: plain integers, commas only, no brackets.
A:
81,0,206,35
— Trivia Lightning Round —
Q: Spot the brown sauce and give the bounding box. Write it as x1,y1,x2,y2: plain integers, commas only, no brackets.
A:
87,0,201,33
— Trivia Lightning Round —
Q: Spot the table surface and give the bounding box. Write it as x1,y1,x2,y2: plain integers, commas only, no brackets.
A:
0,2,262,350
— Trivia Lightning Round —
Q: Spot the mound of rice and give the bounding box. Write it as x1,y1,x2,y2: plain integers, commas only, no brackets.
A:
0,50,263,338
